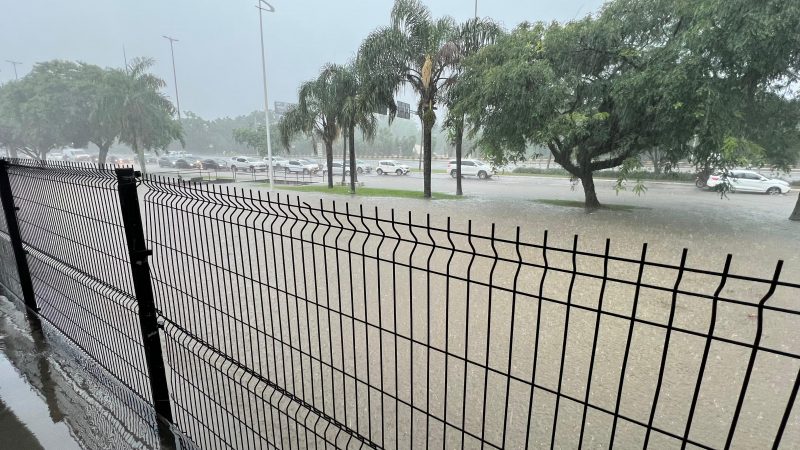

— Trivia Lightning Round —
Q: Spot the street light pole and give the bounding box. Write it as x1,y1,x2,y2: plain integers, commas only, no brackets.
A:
5,60,21,80
257,1,276,191
474,0,478,18
162,36,182,121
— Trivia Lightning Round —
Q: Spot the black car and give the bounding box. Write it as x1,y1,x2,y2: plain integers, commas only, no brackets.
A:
199,159,225,170
173,155,200,169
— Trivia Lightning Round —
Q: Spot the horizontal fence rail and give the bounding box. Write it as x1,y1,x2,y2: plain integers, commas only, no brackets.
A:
0,159,798,450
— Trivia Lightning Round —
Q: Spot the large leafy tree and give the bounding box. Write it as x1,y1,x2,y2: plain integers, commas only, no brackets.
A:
444,17,502,195
455,20,670,210
0,61,95,159
279,67,341,188
114,57,183,172
358,0,459,198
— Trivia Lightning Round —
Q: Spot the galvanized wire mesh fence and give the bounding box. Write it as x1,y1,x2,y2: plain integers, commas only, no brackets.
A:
0,159,153,404
0,159,798,450
142,176,800,450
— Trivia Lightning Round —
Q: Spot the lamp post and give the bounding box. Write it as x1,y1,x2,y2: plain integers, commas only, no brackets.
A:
162,36,182,121
256,0,276,190
5,60,21,80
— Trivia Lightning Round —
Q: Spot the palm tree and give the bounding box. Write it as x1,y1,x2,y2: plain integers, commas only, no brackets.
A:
114,57,183,172
331,63,385,193
445,18,502,195
358,0,459,198
279,68,341,189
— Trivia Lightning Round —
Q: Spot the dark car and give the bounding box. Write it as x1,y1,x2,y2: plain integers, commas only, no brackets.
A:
173,155,200,169
158,156,175,168
198,159,226,170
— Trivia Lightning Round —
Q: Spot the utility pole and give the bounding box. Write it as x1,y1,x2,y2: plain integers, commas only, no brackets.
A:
474,0,478,18
257,1,276,190
5,60,21,80
162,36,182,120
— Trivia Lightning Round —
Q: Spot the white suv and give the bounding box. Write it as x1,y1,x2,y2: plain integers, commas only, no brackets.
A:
376,160,410,176
447,159,494,179
230,156,267,172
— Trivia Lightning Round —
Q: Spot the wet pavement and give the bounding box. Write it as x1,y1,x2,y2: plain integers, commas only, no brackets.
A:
0,295,161,450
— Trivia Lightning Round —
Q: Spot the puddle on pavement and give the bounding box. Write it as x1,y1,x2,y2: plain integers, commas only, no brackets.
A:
0,295,160,449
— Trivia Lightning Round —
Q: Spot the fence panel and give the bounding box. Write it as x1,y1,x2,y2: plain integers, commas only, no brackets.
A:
142,177,800,450
2,159,153,403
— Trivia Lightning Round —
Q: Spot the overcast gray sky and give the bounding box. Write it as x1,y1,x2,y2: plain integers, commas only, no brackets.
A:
1,0,605,119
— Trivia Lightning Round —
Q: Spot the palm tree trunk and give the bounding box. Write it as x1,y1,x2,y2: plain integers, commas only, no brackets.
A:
348,125,357,194
325,140,334,189
422,108,435,199
455,117,464,196
791,193,800,221
341,137,347,185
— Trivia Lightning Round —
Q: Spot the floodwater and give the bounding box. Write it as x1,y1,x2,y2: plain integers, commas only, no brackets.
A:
0,295,161,450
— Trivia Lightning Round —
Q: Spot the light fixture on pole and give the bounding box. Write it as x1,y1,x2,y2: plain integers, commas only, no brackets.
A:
5,60,21,80
162,35,182,121
256,0,276,191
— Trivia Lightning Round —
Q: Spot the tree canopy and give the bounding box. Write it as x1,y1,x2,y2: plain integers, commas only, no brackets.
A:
453,0,800,210
0,58,183,166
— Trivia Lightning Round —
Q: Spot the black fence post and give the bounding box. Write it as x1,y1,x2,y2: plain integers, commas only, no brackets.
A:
114,167,175,441
0,159,37,311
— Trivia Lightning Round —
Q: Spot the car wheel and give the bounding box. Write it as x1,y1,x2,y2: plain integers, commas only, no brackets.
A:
303,169,310,175
376,169,383,175
450,170,458,179
231,165,237,172
478,171,487,179
695,178,706,189
396,169,403,176
767,187,782,195
357,167,363,174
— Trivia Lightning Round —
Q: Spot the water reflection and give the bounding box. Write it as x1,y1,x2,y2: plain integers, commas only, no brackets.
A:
0,295,160,449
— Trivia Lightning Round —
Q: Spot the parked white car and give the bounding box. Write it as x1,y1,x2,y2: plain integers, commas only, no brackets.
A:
324,162,353,176
298,158,320,172
266,156,289,169
447,159,494,179
284,159,317,174
230,156,267,172
62,148,92,162
376,160,410,176
356,160,373,174
706,170,791,194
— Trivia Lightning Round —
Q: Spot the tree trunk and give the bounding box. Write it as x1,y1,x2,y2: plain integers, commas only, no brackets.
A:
325,140,334,189
422,109,435,199
348,125,357,194
546,152,552,169
581,172,601,212
341,137,347,185
455,117,464,196
98,142,111,165
791,193,800,221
